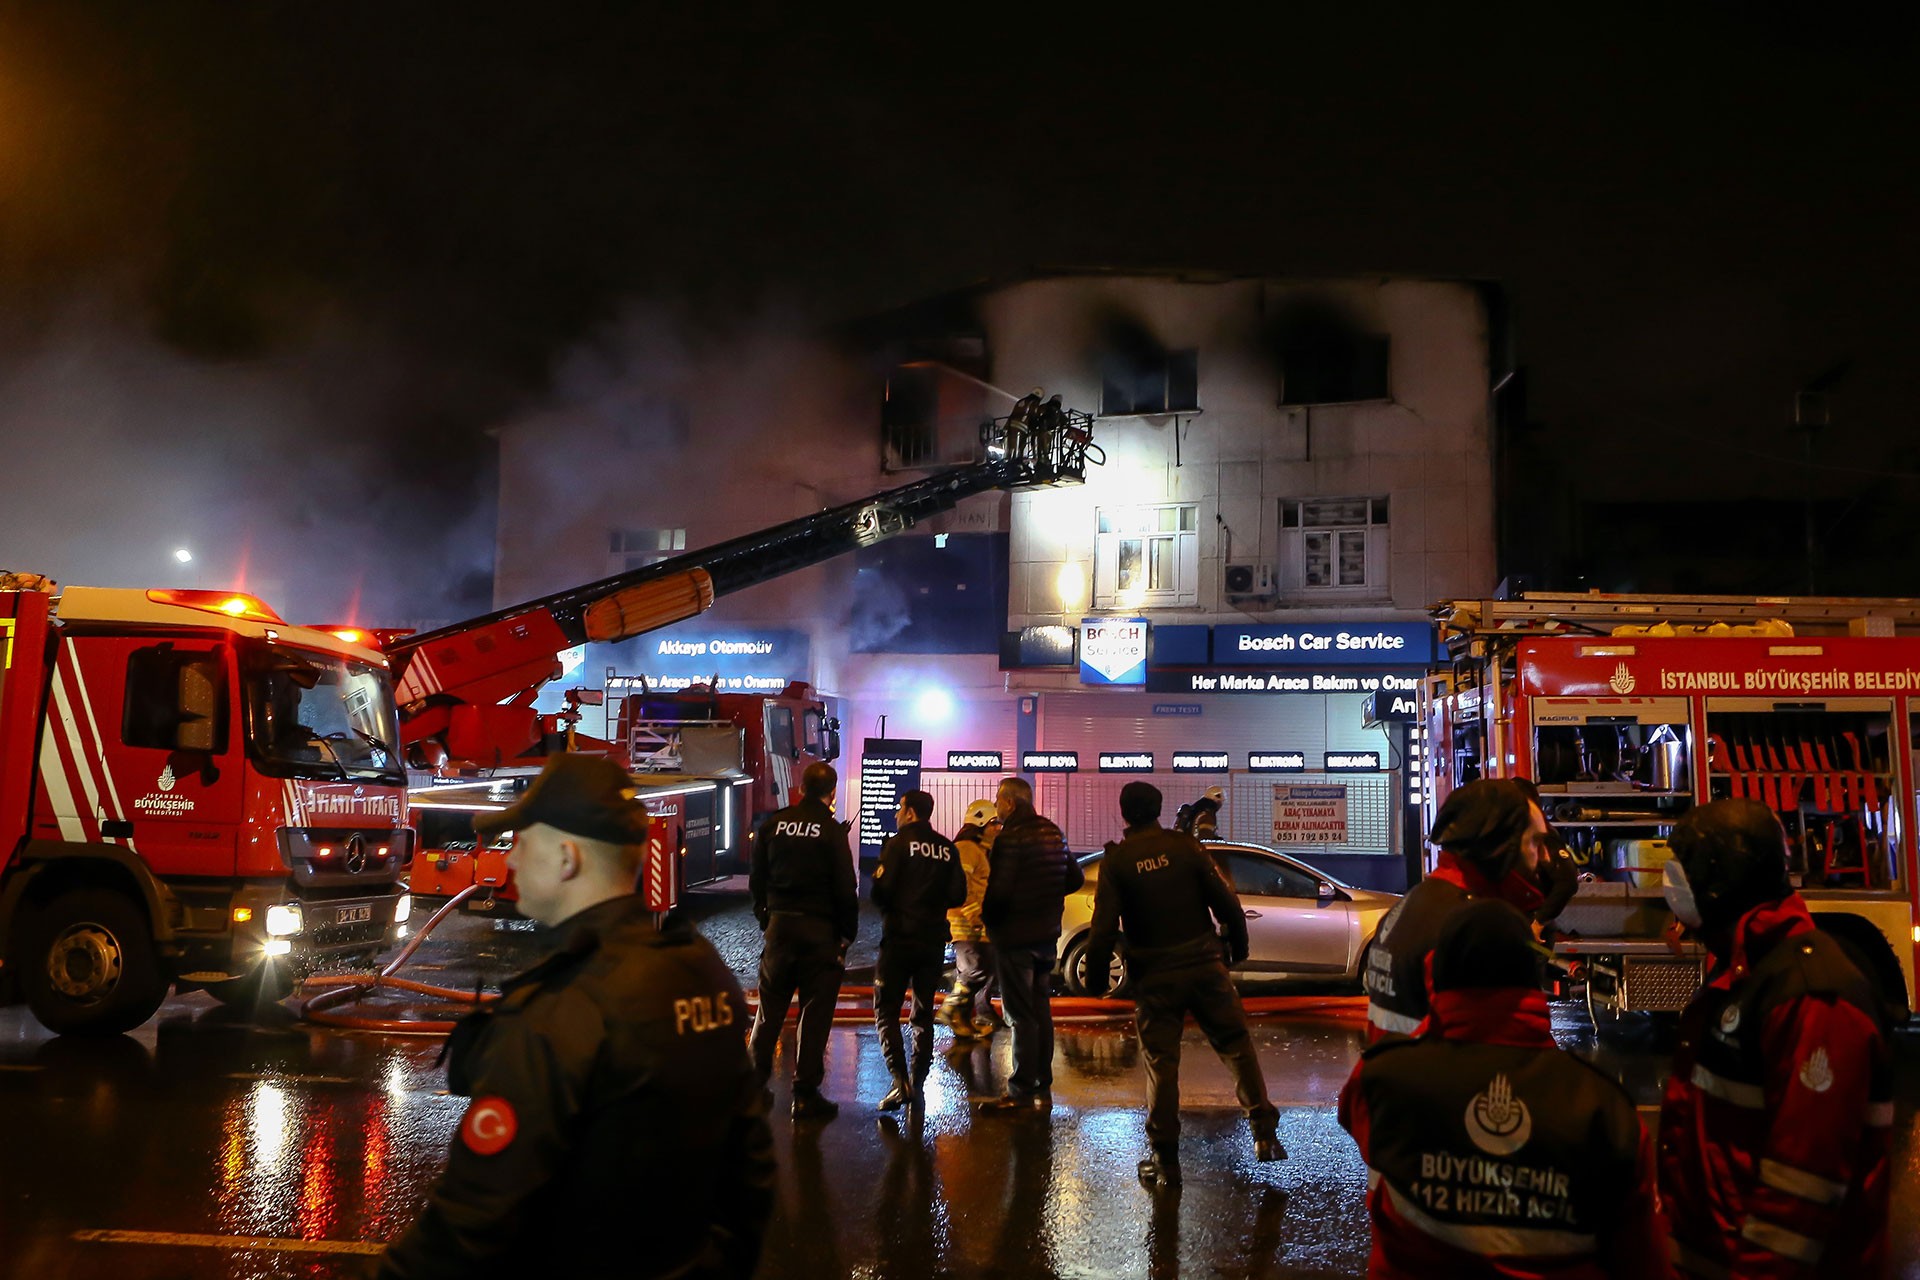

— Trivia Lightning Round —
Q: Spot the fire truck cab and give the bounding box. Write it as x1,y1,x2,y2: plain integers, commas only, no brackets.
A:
1428,593,1920,1028
0,581,411,1034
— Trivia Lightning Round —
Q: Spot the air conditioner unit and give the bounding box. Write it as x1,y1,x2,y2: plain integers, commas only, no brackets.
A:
1224,562,1276,600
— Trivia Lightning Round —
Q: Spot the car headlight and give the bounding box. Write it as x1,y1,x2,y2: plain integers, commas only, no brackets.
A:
393,894,412,925
265,904,304,937
264,939,293,957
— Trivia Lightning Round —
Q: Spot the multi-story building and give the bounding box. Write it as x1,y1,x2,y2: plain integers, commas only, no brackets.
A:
491,273,1503,890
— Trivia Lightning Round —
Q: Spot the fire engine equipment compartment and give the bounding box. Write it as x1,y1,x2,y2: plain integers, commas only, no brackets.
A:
1428,593,1920,1030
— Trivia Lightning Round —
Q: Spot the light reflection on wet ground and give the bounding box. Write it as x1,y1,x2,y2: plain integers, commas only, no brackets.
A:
0,905,1914,1278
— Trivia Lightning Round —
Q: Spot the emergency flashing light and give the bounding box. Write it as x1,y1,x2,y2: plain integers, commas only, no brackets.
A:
146,588,283,623
231,907,253,924
331,629,365,644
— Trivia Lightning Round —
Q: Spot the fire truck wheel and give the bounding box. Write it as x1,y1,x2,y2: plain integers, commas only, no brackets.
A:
20,889,167,1036
204,967,297,1011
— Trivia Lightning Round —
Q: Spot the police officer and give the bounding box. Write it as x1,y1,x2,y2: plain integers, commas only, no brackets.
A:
378,753,774,1280
872,789,967,1110
748,760,859,1120
1658,799,1891,1277
1366,779,1549,1041
1084,781,1283,1189
1339,900,1666,1278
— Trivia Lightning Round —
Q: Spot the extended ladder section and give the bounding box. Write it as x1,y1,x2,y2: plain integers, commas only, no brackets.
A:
386,398,1098,758
1437,592,1920,653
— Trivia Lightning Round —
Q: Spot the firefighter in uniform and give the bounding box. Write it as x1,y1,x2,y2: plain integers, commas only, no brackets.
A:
748,760,859,1120
378,753,774,1280
1515,779,1580,934
1339,899,1668,1278
1365,779,1549,1041
1657,798,1892,1278
1084,781,1285,1189
871,788,967,1110
941,799,1001,1037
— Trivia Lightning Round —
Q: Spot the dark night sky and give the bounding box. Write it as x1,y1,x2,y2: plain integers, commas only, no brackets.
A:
2,3,1917,605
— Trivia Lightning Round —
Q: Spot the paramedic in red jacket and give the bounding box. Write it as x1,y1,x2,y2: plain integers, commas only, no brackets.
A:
1364,779,1548,1040
1658,798,1892,1279
1340,899,1668,1279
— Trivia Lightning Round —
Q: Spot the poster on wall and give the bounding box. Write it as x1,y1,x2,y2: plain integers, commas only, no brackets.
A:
1272,783,1348,846
859,738,923,863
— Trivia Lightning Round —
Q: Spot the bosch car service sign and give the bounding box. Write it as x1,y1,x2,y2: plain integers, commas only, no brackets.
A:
1079,618,1148,686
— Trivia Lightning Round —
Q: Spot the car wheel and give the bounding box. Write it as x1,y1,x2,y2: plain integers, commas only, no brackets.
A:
20,889,168,1035
1062,934,1130,998
1351,940,1374,994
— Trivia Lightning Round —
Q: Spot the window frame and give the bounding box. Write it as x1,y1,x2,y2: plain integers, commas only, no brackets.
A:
1093,502,1201,609
1100,347,1200,418
1281,497,1390,596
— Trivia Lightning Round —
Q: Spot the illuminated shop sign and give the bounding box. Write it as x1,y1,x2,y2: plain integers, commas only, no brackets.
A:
602,624,809,694
1080,617,1149,686
1324,751,1382,772
946,751,1005,772
1171,752,1230,773
1146,669,1425,695
1022,752,1080,772
1098,752,1155,773
1248,752,1308,773
1215,623,1435,666
859,739,923,861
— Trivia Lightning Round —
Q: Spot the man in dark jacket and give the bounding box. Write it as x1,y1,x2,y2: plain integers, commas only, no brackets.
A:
1514,779,1580,932
1365,779,1548,1041
872,788,967,1110
980,775,1084,1110
380,753,774,1280
1657,799,1891,1278
1084,782,1284,1189
749,761,860,1120
1340,899,1667,1278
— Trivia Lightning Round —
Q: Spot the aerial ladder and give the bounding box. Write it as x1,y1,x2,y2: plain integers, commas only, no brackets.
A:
383,394,1100,770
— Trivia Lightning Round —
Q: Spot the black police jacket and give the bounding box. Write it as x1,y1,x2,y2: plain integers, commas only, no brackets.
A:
874,820,967,950
378,895,775,1280
1083,823,1248,989
750,797,859,941
981,802,1084,948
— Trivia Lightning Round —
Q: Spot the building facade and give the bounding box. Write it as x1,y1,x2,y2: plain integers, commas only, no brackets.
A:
491,274,1502,890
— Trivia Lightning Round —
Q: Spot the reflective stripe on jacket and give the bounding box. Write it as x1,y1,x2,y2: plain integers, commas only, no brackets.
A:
1339,985,1670,1280
1657,894,1892,1279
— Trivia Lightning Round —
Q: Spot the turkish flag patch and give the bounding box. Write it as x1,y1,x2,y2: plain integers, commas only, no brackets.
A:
459,1096,519,1156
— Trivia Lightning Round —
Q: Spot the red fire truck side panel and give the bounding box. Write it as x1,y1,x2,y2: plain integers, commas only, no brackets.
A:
39,631,248,877
0,591,52,861
1518,636,1920,699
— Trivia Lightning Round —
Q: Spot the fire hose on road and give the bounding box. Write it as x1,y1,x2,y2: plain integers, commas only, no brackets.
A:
292,886,1369,1035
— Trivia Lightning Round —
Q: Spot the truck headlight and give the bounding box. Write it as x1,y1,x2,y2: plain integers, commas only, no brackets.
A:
265,904,304,937
394,894,412,925
264,939,293,957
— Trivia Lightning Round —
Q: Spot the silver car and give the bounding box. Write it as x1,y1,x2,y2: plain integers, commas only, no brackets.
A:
1056,840,1400,996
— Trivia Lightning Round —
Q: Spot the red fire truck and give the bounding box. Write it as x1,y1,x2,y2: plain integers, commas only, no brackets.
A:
1427,592,1920,1029
0,578,412,1034
392,396,1097,910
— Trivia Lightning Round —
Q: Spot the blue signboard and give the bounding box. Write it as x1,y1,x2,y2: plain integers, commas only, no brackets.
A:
1080,617,1149,686
602,623,809,693
1212,623,1435,666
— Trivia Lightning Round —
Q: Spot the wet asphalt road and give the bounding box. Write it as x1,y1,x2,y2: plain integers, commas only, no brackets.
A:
0,889,1917,1279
